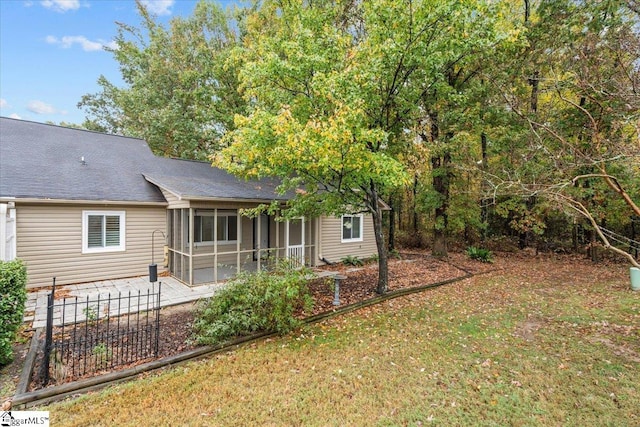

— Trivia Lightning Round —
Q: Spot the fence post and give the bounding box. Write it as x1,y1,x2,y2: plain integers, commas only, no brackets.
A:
154,282,161,357
41,277,56,386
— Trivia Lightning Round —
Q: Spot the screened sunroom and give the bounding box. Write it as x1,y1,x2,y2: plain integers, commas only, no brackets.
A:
166,207,316,285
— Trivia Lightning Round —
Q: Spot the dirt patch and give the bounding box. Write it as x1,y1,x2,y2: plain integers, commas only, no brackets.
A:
52,289,74,300
589,337,640,363
514,316,545,341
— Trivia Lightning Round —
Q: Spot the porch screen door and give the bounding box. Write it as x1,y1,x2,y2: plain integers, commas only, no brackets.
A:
285,217,305,266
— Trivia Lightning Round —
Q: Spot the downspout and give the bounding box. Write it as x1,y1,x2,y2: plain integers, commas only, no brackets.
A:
7,202,16,261
314,216,320,267
188,208,194,286
0,203,6,261
316,216,323,265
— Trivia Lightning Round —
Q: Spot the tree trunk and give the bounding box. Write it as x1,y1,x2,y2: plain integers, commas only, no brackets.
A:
412,174,419,234
518,231,527,250
369,185,389,294
431,114,451,257
480,132,489,242
432,150,451,257
388,193,396,252
529,71,539,112
589,228,599,262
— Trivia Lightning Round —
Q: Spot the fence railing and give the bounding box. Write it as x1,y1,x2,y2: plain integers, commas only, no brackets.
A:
39,279,161,386
287,245,304,267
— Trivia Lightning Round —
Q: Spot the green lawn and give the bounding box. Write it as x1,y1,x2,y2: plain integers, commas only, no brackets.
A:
45,256,638,426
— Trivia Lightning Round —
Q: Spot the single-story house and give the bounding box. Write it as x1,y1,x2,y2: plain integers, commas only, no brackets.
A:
0,117,377,289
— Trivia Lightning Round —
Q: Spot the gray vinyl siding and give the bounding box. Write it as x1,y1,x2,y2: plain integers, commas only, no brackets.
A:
319,215,377,264
16,203,167,289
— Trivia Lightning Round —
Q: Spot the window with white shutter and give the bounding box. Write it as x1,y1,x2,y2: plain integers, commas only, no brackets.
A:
82,211,126,253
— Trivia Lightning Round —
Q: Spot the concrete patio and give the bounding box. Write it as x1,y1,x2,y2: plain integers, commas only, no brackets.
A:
24,275,224,329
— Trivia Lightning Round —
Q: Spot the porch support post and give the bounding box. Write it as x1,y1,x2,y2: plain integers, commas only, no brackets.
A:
236,210,241,274
214,209,218,283
275,220,280,261
301,217,305,265
256,214,261,271
188,207,194,286
285,220,290,261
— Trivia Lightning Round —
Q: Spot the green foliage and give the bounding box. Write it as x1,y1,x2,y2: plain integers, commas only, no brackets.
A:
482,0,640,257
79,0,246,159
466,246,494,263
0,260,27,366
390,249,402,260
216,0,523,291
77,0,638,258
83,305,98,322
341,255,364,267
92,343,112,369
495,197,547,236
192,262,313,346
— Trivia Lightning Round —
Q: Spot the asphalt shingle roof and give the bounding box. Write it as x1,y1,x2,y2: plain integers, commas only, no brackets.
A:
0,117,288,203
146,157,289,201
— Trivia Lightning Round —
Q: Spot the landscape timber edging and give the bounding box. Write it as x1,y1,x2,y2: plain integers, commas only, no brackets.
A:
12,272,473,409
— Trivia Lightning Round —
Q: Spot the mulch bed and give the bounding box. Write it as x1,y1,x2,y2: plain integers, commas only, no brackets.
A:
304,252,479,314
24,252,492,391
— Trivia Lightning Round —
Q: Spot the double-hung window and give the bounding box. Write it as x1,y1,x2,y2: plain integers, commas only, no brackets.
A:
216,210,238,243
194,214,215,244
341,214,363,242
82,211,126,253
192,210,238,245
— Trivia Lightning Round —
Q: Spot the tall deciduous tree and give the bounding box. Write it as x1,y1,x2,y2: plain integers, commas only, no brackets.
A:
486,0,640,266
79,0,246,159
409,0,522,255
216,0,516,293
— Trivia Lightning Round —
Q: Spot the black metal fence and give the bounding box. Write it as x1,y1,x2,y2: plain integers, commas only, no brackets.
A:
39,280,162,386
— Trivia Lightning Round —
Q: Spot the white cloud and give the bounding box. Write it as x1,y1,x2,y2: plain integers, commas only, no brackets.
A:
0,99,7,109
140,0,174,16
9,113,22,120
41,0,80,12
46,35,113,52
27,100,58,114
104,40,119,50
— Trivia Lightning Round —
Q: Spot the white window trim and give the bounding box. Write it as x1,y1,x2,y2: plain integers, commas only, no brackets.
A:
341,214,364,243
215,212,239,244
82,210,126,254
191,210,239,246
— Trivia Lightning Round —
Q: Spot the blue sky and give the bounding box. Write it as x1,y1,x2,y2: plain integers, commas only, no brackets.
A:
0,0,239,125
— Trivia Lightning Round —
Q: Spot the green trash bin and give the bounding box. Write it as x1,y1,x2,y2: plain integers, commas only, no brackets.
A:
631,267,640,291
